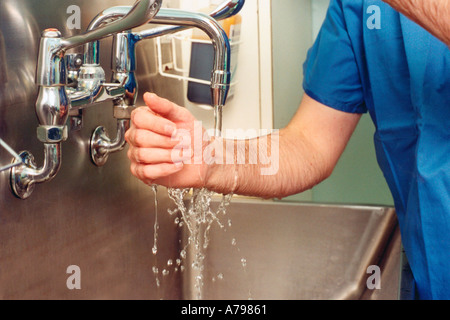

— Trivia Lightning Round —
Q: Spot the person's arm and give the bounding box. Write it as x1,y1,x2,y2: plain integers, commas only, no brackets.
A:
206,94,361,198
383,0,450,45
125,93,361,199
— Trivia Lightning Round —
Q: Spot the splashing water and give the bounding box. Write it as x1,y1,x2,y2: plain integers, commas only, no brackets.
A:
150,185,249,300
167,187,233,300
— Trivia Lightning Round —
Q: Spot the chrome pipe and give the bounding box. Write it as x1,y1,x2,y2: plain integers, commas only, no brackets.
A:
138,0,244,39
88,31,139,167
10,144,62,199
140,8,231,109
83,0,244,65
90,119,130,167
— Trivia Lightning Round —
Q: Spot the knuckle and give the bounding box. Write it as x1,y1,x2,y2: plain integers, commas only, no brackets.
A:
131,107,147,127
130,108,141,123
133,129,146,147
134,148,145,163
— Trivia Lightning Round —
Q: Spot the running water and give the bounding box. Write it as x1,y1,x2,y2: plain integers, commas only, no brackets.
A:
167,187,234,300
150,185,249,299
151,185,159,256
150,185,161,289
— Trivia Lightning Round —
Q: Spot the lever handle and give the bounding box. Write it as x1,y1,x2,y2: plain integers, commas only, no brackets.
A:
61,0,162,51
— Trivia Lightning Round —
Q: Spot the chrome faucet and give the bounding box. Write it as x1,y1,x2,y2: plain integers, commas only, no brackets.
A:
88,0,244,166
10,0,243,198
148,8,232,136
10,0,162,199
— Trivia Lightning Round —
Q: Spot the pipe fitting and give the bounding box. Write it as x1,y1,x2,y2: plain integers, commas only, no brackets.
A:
10,144,62,199
90,120,130,167
113,103,135,120
37,126,69,143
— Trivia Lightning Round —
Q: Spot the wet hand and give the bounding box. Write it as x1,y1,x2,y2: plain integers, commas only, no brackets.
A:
125,93,209,188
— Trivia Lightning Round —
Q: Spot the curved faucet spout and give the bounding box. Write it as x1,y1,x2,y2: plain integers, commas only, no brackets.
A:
141,9,232,109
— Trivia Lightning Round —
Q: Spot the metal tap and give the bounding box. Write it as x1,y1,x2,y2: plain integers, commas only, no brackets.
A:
147,9,232,127
88,0,244,165
10,0,162,199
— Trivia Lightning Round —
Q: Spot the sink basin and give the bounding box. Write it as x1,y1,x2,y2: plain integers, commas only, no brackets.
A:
178,198,401,300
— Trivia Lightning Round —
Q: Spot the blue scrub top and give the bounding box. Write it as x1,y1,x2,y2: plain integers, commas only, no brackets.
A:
303,0,450,299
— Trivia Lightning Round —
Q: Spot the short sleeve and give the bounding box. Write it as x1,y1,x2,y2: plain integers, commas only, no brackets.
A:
303,0,367,114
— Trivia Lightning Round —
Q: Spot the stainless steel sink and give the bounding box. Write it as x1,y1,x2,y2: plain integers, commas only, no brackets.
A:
179,198,401,300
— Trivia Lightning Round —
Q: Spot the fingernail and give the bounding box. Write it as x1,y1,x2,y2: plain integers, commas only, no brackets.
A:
165,125,176,136
174,162,184,168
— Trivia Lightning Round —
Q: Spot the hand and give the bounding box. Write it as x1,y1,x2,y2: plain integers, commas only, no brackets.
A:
125,93,210,188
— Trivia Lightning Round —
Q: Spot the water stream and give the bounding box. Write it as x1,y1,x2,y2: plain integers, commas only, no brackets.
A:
151,186,250,299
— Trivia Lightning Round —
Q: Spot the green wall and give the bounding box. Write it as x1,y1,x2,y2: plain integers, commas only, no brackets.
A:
271,0,394,206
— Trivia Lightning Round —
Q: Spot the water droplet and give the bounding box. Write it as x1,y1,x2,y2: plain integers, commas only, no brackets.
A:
162,269,169,276
217,273,224,280
152,266,159,274
241,258,247,268
167,259,173,266
231,238,237,246
152,246,157,255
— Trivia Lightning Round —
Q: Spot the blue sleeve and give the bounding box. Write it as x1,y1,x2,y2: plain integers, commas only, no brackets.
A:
303,0,367,114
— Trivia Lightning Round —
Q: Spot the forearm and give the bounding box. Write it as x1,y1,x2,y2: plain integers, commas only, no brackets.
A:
205,128,331,199
383,0,450,45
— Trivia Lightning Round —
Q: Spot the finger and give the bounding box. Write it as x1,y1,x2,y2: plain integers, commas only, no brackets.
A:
126,127,181,149
131,107,177,136
128,147,189,164
130,162,184,182
144,92,195,123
